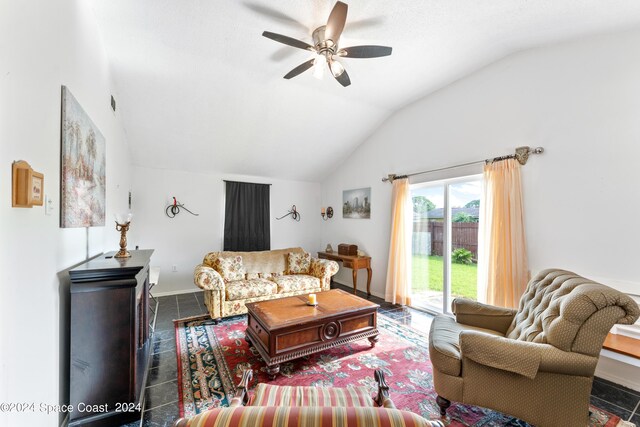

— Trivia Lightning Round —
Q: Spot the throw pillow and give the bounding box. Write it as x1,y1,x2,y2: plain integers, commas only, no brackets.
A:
288,252,311,275
213,256,246,282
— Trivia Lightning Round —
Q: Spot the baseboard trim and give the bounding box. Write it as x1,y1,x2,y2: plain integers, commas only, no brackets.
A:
596,350,640,392
152,288,201,297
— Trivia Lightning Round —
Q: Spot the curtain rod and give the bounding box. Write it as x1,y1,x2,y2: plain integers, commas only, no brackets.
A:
223,180,272,186
382,146,544,183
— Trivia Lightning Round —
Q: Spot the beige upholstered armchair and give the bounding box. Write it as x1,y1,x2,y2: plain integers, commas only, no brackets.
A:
428,269,640,427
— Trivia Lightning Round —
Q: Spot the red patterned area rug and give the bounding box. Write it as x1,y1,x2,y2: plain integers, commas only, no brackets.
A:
175,314,627,426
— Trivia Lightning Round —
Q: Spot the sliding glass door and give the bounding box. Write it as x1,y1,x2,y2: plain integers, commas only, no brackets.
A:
410,176,482,314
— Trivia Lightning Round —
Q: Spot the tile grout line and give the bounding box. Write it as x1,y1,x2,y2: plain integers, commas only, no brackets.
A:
629,400,640,421
592,378,640,416
591,395,633,415
146,379,176,389
152,348,175,356
194,292,202,311
594,377,640,398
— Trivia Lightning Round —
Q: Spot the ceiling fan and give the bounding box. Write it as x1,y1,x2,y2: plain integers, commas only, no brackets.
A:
262,1,392,87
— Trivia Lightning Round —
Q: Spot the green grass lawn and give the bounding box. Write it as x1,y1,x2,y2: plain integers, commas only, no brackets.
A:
412,255,478,299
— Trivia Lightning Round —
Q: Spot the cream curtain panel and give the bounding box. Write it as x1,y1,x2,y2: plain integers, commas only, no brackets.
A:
385,178,412,305
481,159,529,308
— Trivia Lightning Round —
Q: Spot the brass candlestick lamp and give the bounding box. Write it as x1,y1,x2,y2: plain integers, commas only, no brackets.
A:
114,213,133,258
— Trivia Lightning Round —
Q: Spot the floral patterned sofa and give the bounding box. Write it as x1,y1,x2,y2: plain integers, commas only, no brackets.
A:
194,247,339,321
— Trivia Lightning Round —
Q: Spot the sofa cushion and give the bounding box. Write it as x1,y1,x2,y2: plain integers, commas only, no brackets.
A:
204,247,304,276
212,256,246,283
428,315,503,377
271,275,320,294
288,251,311,274
248,383,375,407
226,279,277,301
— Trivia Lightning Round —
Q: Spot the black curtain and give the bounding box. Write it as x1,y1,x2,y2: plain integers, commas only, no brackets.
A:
223,181,270,251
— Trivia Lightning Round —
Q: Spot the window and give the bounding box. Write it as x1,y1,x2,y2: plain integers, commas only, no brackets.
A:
411,175,482,313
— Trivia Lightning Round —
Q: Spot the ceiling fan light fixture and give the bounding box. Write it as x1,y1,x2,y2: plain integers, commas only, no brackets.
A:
329,59,345,77
313,54,326,79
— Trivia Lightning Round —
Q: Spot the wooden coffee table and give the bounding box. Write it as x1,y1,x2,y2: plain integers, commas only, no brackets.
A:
245,289,379,379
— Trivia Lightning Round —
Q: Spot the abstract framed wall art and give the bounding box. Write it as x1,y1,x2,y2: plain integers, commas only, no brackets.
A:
60,86,106,227
342,187,371,219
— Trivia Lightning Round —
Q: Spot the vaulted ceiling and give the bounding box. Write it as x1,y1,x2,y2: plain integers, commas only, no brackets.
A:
91,0,640,181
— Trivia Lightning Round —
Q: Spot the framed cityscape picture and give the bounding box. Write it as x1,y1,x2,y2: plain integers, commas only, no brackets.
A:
343,187,371,219
60,86,106,227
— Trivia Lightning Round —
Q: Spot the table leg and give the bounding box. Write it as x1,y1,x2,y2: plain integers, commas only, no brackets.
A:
366,267,372,297
266,364,280,380
352,269,358,294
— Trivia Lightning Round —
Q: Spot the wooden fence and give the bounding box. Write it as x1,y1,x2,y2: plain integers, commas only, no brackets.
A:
413,220,479,259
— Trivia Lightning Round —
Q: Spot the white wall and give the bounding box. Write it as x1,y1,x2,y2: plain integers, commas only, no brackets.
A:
321,28,640,299
0,0,132,425
131,166,323,294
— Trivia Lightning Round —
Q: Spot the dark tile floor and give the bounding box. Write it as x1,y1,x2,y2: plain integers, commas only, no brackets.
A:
122,284,640,426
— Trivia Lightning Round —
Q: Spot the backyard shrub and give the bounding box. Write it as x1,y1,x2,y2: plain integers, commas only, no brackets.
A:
453,212,478,223
452,248,473,264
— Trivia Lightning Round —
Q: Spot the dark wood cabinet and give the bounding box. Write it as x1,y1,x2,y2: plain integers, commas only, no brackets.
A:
68,250,154,426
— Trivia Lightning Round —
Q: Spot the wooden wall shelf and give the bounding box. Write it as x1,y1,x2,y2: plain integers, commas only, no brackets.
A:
12,160,44,208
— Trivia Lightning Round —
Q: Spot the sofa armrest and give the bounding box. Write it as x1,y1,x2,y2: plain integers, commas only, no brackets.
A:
172,406,440,427
452,298,517,334
309,258,340,291
194,264,225,292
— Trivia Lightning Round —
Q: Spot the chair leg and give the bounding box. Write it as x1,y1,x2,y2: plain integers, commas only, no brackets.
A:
374,369,393,407
436,395,450,416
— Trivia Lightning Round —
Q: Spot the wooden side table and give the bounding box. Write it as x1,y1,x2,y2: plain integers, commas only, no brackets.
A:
317,251,372,296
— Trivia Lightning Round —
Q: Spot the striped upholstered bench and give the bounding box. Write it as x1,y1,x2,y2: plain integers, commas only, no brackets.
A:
173,370,443,427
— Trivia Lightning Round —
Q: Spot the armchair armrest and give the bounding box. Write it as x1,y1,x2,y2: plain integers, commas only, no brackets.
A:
452,298,517,334
309,258,340,291
460,331,541,379
229,369,253,407
193,264,225,291
459,331,599,379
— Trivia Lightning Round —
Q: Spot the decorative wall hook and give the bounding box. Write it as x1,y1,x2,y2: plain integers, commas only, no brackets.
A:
165,197,199,218
276,205,300,221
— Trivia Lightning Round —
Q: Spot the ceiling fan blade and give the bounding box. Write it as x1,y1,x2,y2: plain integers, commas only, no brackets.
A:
325,1,348,43
244,3,308,33
262,31,314,51
339,45,393,58
283,59,316,79
333,68,351,87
